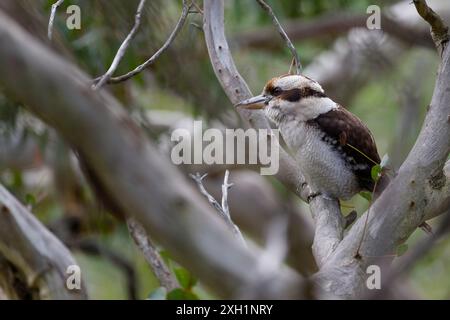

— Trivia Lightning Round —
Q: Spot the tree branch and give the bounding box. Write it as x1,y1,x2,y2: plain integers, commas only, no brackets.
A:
413,0,449,54
93,0,147,90
369,208,450,299
255,0,302,73
93,0,191,85
47,0,64,41
0,183,87,299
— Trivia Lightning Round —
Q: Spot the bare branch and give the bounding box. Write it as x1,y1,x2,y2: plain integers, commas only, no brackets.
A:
0,183,87,299
413,0,449,54
93,0,147,90
126,218,178,292
221,169,233,219
309,197,344,267
190,171,246,246
255,0,302,74
93,0,191,85
70,238,138,300
48,0,64,40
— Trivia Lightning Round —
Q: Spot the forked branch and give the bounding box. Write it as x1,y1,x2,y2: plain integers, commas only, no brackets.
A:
93,0,192,85
93,0,147,90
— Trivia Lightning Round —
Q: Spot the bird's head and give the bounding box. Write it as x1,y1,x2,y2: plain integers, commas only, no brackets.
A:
235,74,336,124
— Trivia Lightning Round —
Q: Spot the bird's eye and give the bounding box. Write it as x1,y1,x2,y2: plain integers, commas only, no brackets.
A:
272,87,282,96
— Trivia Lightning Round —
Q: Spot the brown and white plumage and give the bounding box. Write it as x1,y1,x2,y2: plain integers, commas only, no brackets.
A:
236,74,380,200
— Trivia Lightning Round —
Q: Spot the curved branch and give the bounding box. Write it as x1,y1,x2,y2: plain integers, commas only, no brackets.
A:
93,0,191,85
47,0,64,40
93,0,147,90
413,0,449,54
0,184,87,299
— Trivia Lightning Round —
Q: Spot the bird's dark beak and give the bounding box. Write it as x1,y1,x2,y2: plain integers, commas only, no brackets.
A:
234,95,270,109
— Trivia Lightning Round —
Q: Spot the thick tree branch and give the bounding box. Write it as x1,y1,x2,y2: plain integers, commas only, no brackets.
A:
0,183,87,299
0,11,305,299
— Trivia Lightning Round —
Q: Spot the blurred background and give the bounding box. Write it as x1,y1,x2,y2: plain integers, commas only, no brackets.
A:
0,0,449,299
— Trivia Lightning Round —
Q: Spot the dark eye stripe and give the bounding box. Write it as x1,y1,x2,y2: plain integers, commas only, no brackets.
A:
272,87,282,96
281,88,326,102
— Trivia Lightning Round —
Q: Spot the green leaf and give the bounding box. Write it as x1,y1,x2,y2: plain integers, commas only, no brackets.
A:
147,287,167,300
174,267,197,290
158,250,172,267
359,191,372,202
371,164,382,182
167,288,198,300
25,193,36,207
397,244,408,257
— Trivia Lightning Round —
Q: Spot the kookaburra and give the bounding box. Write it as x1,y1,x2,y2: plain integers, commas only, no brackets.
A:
236,74,381,200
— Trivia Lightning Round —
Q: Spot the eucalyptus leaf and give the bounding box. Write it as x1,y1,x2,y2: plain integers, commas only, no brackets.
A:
359,191,372,202
371,164,382,182
167,288,198,300
174,267,197,290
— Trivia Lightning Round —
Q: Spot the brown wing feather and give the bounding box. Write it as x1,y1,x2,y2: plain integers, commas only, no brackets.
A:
308,105,380,191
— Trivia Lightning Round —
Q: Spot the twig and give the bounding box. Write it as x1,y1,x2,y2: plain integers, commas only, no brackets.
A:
48,0,65,40
191,1,204,15
190,171,246,246
355,178,379,258
126,217,178,292
221,169,233,219
93,0,147,90
255,0,302,74
93,0,192,85
413,0,449,54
